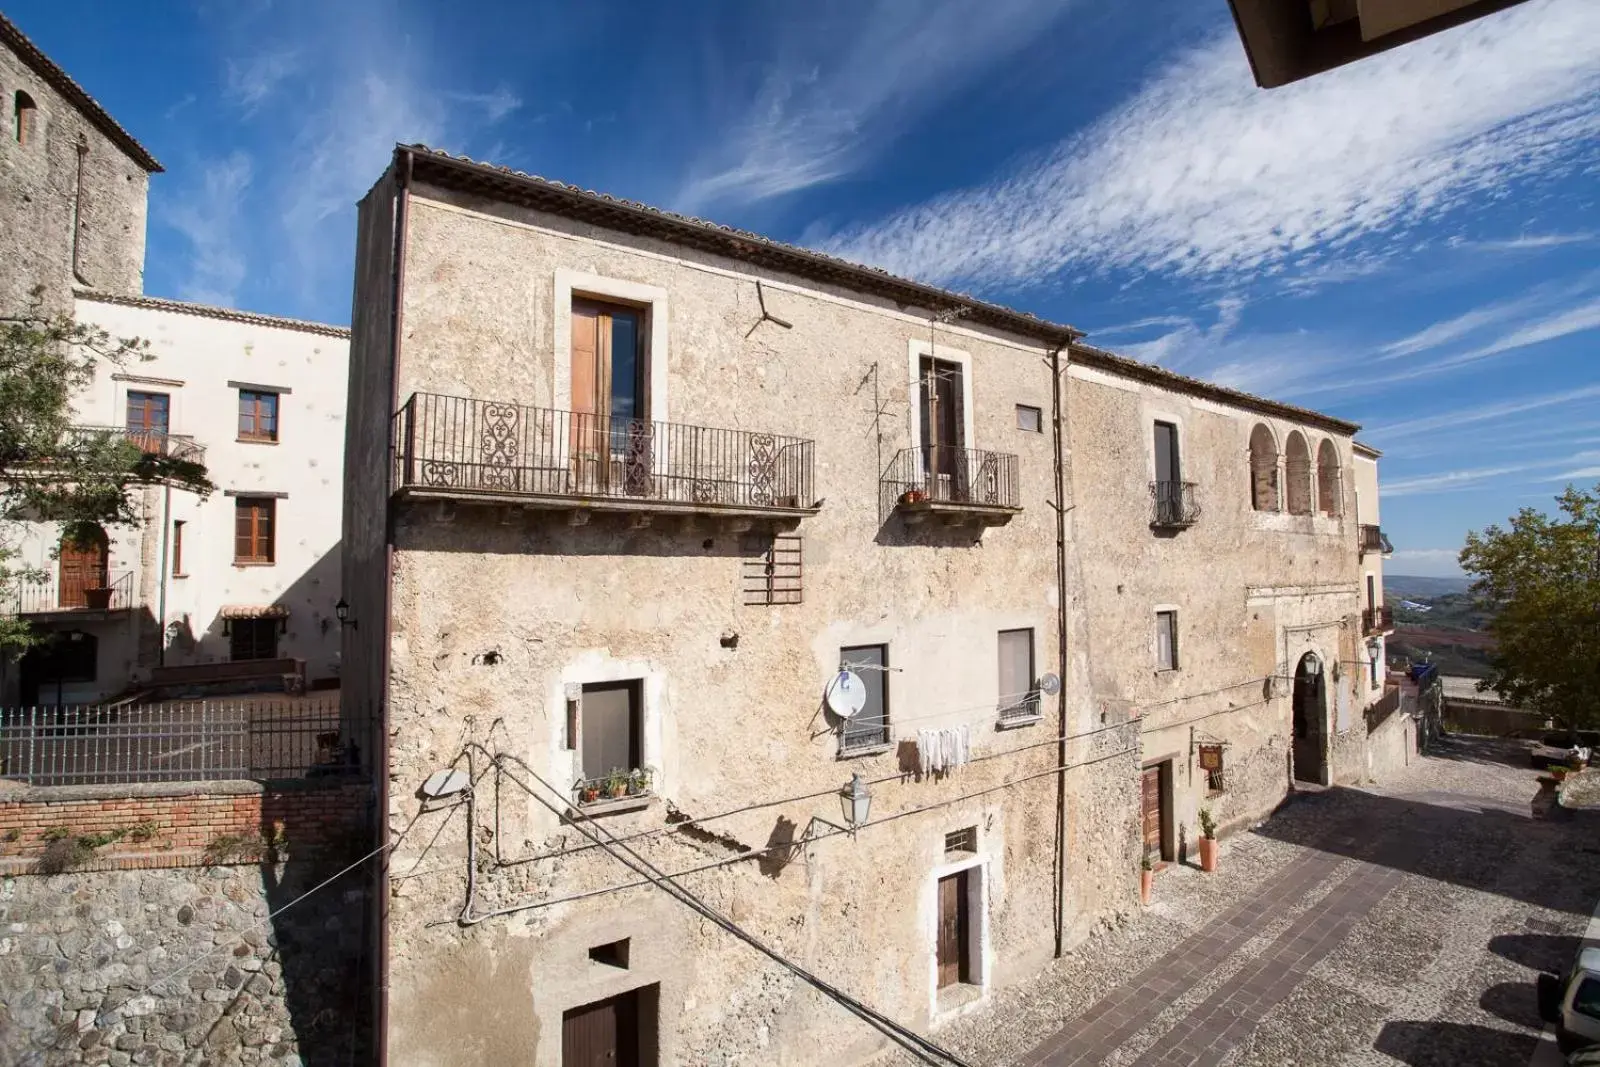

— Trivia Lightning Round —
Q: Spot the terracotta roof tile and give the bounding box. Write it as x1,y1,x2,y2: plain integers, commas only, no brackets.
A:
76,290,349,339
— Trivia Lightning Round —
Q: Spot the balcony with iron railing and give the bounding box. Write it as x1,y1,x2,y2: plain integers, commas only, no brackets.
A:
997,688,1043,728
3,570,135,618
1359,524,1393,557
68,426,206,466
881,446,1022,527
1150,481,1200,530
391,393,818,527
1363,605,1395,635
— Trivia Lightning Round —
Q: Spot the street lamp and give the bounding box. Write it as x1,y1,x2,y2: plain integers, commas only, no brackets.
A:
840,773,872,832
334,598,357,629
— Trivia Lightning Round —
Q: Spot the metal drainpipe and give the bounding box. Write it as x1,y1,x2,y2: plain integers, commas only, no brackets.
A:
374,147,412,1067
1050,343,1070,958
156,485,171,666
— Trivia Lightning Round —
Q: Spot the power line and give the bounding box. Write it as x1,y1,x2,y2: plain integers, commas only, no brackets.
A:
482,751,975,1067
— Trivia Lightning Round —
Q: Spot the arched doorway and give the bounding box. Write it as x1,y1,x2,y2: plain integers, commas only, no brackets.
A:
1292,652,1327,784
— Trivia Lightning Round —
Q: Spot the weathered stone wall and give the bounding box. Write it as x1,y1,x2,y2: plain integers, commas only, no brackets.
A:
361,184,1133,1067
1364,708,1416,783
0,37,150,316
0,860,370,1067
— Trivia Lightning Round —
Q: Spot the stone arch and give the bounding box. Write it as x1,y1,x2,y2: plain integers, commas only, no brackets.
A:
1285,431,1312,515
14,89,36,144
1248,423,1279,512
1316,439,1341,516
1291,651,1328,784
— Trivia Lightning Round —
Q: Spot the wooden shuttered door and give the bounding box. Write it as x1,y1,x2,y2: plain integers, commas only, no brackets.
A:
126,391,169,452
936,870,972,989
234,498,275,564
562,987,653,1067
57,534,108,608
1141,766,1163,858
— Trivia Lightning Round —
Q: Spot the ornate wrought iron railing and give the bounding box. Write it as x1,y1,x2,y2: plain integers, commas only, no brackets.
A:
881,446,1020,512
1363,606,1395,634
1359,524,1394,555
3,570,135,616
1150,480,1200,528
68,425,206,465
391,393,815,511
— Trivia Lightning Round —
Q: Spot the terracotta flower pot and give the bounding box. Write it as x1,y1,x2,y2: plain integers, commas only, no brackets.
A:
1199,837,1219,873
1139,869,1154,905
83,587,113,610
900,488,928,505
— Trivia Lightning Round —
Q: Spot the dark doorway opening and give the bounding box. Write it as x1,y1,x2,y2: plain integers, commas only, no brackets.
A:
1292,652,1328,784
937,869,973,989
562,984,659,1067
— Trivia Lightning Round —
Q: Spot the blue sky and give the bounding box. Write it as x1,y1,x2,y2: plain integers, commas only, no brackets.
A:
11,0,1600,577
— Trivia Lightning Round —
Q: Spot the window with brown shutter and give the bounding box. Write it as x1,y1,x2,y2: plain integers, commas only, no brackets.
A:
234,498,275,564
171,520,186,577
238,390,279,442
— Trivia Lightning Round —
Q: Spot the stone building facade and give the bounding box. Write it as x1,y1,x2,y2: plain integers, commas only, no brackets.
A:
0,12,158,316
342,146,1401,1067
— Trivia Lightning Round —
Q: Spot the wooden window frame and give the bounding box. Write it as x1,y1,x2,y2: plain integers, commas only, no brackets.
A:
1156,610,1180,671
1015,404,1042,433
171,519,186,578
14,90,36,145
238,389,280,443
229,618,279,662
234,497,276,565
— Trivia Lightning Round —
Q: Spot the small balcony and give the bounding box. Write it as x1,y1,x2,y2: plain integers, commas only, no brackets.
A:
881,446,1021,528
4,571,135,619
1363,606,1395,635
1359,524,1393,557
1150,481,1200,530
69,426,206,466
391,393,818,529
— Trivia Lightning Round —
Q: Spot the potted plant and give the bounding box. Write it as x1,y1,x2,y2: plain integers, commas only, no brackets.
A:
1139,853,1154,905
899,487,928,506
605,768,629,799
1198,807,1219,873
83,586,114,610
1552,766,1570,783
576,777,602,804
627,767,653,796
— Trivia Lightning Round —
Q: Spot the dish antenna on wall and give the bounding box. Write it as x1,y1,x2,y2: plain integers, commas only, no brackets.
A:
1038,672,1062,696
825,670,868,719
746,280,794,338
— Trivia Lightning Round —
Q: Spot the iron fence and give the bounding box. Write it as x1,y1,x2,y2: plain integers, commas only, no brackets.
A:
68,425,206,465
1149,480,1200,528
881,446,1020,514
1363,606,1395,634
997,690,1043,726
0,699,370,787
3,569,135,616
391,392,815,511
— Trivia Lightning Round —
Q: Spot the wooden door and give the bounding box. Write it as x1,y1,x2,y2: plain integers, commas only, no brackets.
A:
1141,766,1163,860
919,357,967,499
563,989,640,1067
126,391,170,452
58,535,108,608
936,870,970,989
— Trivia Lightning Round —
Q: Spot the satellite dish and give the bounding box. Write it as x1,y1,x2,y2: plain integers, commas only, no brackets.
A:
826,671,868,719
1038,672,1062,696
421,768,470,800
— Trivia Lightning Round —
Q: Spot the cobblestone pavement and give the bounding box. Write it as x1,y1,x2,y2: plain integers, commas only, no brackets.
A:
886,735,1600,1067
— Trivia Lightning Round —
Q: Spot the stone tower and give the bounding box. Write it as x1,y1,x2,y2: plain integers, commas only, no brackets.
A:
0,12,160,316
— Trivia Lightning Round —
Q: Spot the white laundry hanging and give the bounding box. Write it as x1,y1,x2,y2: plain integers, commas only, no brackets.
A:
917,725,972,774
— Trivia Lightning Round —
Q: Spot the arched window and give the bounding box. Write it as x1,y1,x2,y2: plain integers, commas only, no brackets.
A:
1285,431,1312,515
1316,439,1341,516
14,90,36,144
1248,424,1279,512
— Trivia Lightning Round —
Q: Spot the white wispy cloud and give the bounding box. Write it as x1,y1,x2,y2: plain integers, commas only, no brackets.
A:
447,87,523,124
1451,231,1596,252
676,0,1070,213
1430,296,1600,370
225,50,301,111
1377,293,1543,360
162,151,253,307
821,0,1600,288
1388,548,1465,567
1365,384,1600,441
1381,464,1547,497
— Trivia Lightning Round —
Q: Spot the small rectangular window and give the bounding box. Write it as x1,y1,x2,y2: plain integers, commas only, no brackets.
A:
839,645,889,755
238,389,280,442
171,520,186,577
944,827,977,856
1015,405,1042,433
230,618,279,661
579,681,642,785
234,497,276,564
997,628,1039,724
1156,611,1179,670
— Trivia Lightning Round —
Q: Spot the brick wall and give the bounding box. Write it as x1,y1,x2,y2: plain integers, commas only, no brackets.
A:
0,778,370,872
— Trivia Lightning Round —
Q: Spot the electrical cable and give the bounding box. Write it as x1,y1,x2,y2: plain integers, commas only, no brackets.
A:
487,753,975,1067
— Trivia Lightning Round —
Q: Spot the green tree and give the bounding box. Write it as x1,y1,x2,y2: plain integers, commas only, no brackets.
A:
1,299,213,653
1459,484,1600,728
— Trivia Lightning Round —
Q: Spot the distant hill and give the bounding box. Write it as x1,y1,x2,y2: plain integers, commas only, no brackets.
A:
1385,574,1472,599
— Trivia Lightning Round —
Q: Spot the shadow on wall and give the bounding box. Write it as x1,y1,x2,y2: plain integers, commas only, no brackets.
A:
256,787,374,1066
164,543,342,682
395,507,772,560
